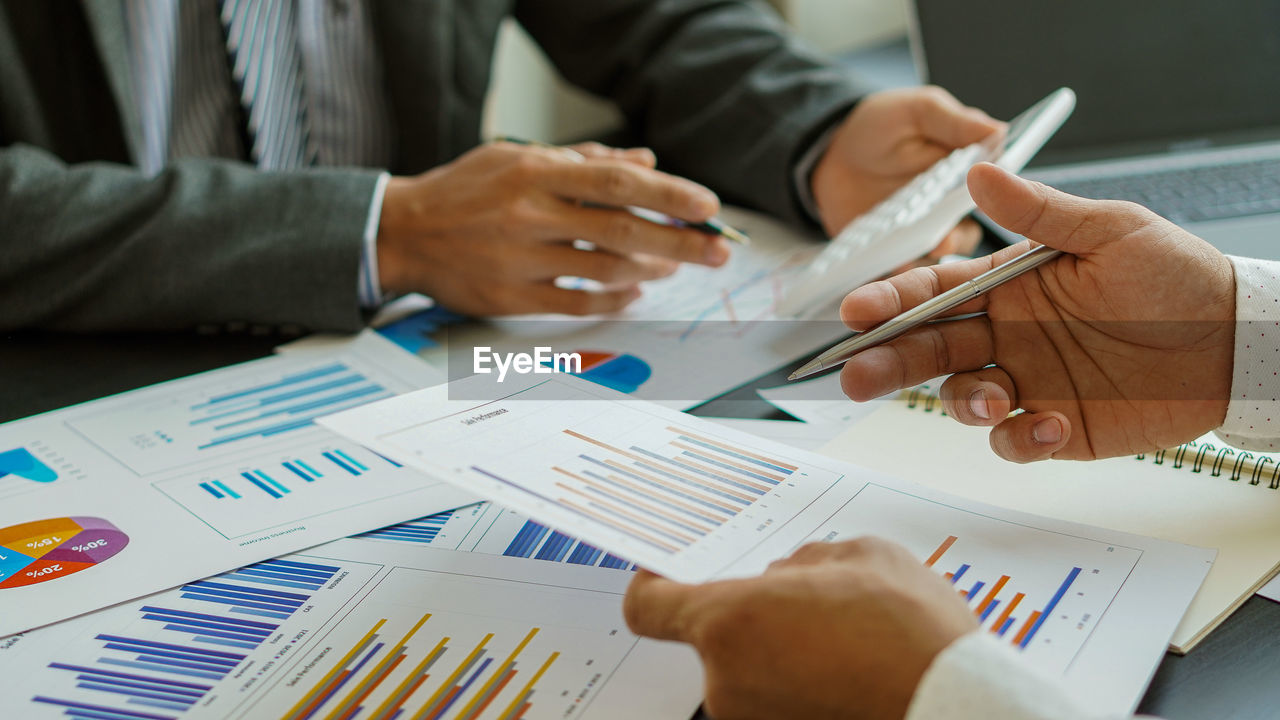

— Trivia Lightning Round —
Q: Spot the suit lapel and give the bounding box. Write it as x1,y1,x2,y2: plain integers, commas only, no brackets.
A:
80,0,142,162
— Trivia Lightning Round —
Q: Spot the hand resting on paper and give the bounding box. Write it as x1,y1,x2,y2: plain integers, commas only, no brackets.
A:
838,163,1236,463
624,538,977,720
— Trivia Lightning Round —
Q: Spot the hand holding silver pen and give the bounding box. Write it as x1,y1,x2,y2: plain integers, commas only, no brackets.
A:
801,162,1237,464
790,244,1063,380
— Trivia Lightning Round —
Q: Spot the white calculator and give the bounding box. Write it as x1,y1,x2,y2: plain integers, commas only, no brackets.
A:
775,87,1076,318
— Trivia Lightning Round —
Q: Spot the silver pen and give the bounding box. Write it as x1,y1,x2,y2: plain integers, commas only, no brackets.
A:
788,245,1064,381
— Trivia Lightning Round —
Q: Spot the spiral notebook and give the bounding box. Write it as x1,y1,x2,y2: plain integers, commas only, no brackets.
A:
819,389,1280,654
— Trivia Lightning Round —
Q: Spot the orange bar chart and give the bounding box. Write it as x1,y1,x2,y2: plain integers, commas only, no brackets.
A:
921,534,1083,651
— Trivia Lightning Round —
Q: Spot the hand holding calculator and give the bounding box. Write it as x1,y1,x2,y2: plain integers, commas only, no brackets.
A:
775,87,1077,319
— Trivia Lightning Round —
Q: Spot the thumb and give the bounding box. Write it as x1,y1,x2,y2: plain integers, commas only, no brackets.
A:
622,570,700,642
967,162,1152,255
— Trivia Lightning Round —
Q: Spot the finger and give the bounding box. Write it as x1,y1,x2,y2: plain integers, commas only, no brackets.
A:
567,142,658,168
928,218,983,259
967,163,1154,254
551,203,731,266
839,245,1027,331
542,161,721,223
988,410,1071,463
839,315,995,401
530,246,679,285
521,283,643,316
939,367,1018,426
623,570,701,641
912,87,1005,149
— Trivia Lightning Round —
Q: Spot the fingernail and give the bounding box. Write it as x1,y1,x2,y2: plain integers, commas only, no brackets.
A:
968,389,990,420
705,241,730,265
1032,418,1062,445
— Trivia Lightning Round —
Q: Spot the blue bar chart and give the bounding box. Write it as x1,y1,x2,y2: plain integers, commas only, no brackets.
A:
28,558,342,720
157,444,412,539
68,358,396,476
189,363,389,450
501,520,634,571
358,511,456,545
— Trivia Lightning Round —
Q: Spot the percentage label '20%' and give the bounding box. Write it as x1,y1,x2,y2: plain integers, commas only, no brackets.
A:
0,517,130,589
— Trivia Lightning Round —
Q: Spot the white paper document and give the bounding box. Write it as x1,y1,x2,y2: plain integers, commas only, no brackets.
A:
0,334,474,636
0,534,700,720
324,373,1215,715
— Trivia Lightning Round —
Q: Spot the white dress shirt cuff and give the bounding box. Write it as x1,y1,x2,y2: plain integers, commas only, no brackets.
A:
357,172,391,309
1216,256,1280,450
906,632,1117,720
792,125,839,227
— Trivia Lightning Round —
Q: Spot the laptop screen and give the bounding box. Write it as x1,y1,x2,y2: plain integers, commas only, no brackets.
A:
912,0,1280,165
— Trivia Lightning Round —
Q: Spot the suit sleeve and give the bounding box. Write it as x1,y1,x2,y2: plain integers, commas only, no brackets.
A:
514,0,870,226
0,142,380,332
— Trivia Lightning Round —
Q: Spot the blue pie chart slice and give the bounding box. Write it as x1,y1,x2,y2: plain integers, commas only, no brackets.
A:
0,448,57,483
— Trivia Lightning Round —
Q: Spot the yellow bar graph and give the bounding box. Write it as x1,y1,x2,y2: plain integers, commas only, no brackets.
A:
409,633,493,720
324,613,433,720
454,628,540,720
367,636,450,720
284,619,387,720
497,651,559,720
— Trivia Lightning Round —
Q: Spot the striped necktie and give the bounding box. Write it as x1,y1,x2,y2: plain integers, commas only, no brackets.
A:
219,0,315,169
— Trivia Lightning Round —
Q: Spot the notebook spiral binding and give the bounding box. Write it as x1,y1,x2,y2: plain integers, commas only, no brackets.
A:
899,387,1280,489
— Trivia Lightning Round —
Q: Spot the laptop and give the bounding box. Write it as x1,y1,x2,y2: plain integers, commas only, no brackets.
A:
908,0,1280,257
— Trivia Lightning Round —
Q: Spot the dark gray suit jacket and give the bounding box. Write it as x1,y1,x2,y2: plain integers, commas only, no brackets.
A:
0,0,867,332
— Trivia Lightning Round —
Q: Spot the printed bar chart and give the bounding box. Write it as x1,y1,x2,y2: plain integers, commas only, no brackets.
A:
926,534,1084,651
194,447,398,503
29,558,340,720
501,520,634,571
359,511,456,545
190,363,390,450
285,617,559,720
247,566,640,720
68,357,400,476
473,425,797,556
158,443,413,539
807,483,1143,673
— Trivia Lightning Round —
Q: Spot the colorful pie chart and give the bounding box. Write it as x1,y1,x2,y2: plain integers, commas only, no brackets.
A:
0,517,129,589
571,351,652,394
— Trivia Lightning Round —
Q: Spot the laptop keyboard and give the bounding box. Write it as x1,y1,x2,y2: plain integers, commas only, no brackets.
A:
1050,157,1280,224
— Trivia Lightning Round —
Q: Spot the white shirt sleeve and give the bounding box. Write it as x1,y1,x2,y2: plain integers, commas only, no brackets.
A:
356,172,392,309
906,632,1143,720
1215,256,1280,451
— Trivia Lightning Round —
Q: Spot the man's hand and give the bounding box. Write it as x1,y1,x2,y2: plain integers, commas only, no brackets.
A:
375,141,731,316
624,538,978,720
839,163,1236,462
812,86,1004,260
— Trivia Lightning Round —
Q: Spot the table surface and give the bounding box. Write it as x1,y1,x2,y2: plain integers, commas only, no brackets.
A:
3,330,1278,718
